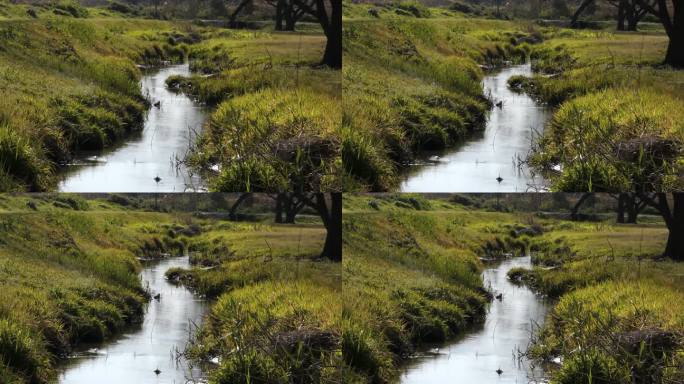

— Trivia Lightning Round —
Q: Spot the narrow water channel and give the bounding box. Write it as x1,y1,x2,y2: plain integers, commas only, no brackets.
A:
59,255,208,384
58,64,208,192
401,255,549,383
400,64,551,192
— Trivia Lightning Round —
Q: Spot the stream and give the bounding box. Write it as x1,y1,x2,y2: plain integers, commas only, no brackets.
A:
400,64,551,192
401,255,550,384
58,64,208,192
59,255,208,384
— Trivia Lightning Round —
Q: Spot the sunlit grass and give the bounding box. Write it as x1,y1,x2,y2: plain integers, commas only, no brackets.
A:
158,206,341,383
0,7,340,192
193,280,342,383
346,1,684,192
501,27,684,191
531,88,684,191
190,87,341,192
0,198,181,381
0,195,337,383
159,28,341,192
530,280,684,383
0,12,202,191
343,3,550,191
343,194,678,383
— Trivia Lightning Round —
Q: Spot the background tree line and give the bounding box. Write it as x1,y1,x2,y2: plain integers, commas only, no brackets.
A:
402,0,681,66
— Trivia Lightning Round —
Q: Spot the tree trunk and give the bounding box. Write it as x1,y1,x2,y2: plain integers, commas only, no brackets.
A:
229,193,251,220
284,196,297,223
664,223,684,261
275,0,285,31
285,209,297,223
230,0,251,27
626,4,639,32
571,193,591,221
571,0,595,27
660,0,684,68
627,19,638,30
665,33,684,68
319,193,342,262
282,1,297,31
626,194,638,223
617,0,627,30
320,0,341,68
617,194,627,223
663,194,684,261
284,8,296,31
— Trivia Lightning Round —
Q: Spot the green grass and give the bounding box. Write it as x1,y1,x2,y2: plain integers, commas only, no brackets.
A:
530,281,684,383
482,202,684,382
530,88,684,191
343,2,555,191
162,29,342,192
0,2,341,192
509,220,670,297
508,29,683,105
343,194,680,383
502,28,684,191
191,280,341,384
165,221,330,297
341,194,556,382
161,211,342,383
190,87,341,192
0,4,205,191
344,2,684,192
0,195,187,382
0,194,339,383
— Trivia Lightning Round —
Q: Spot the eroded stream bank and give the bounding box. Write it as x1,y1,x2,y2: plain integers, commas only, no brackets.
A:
58,64,208,192
400,64,550,192
401,255,549,383
59,255,208,384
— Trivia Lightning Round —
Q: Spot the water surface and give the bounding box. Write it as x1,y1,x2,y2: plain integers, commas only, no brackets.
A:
401,256,549,384
59,255,208,384
59,64,207,192
400,64,550,192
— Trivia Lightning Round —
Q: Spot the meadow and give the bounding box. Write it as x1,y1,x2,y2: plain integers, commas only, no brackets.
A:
0,194,340,384
343,1,684,192
342,194,682,383
0,1,341,192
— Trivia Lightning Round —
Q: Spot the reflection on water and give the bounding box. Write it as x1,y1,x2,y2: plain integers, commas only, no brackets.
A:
59,256,208,384
59,64,208,192
401,256,549,384
400,64,551,192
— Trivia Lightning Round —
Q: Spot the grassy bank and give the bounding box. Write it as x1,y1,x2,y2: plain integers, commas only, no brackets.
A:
342,2,584,191
341,194,573,382
0,194,340,384
0,2,203,191
343,194,682,383
1,1,341,192
163,215,342,383
0,194,199,383
497,205,684,382
505,28,684,191
535,280,684,383
342,2,554,191
164,25,342,192
344,2,684,192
